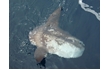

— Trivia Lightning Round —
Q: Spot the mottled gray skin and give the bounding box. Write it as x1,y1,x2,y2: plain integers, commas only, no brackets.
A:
29,7,63,63
29,7,85,63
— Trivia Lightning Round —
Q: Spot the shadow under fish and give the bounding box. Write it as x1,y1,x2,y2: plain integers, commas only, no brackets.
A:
29,7,85,66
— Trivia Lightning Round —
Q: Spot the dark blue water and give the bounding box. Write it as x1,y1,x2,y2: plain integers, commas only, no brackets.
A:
9,0,100,69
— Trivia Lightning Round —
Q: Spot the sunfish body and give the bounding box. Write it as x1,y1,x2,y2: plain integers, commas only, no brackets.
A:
29,7,85,63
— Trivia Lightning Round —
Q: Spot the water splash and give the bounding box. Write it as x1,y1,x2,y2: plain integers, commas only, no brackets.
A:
78,0,100,21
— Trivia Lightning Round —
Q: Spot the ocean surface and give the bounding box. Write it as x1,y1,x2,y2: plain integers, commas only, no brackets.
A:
9,0,100,69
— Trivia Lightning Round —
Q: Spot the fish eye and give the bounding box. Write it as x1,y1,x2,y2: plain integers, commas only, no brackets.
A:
61,7,63,11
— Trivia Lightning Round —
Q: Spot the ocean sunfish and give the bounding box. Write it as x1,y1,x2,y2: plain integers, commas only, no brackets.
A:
29,7,85,63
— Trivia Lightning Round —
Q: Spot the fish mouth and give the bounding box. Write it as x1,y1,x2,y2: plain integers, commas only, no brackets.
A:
72,45,85,58
68,38,85,58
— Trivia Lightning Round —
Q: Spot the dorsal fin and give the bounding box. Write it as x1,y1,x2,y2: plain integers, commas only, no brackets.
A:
46,7,61,27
